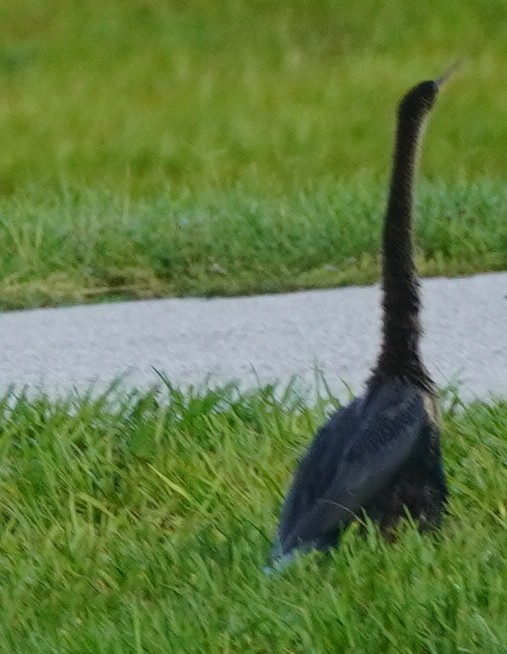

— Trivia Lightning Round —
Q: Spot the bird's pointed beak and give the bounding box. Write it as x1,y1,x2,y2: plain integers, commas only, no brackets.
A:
435,59,462,88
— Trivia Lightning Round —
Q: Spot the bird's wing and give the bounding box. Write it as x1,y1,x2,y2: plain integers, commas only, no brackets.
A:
277,397,363,544
283,384,427,552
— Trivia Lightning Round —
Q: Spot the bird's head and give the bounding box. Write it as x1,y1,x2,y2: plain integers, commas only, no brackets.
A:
398,61,460,123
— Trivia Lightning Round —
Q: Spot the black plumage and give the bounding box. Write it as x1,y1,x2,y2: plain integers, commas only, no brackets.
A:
270,74,454,567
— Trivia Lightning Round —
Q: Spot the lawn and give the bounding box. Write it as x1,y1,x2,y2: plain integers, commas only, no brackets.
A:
0,0,506,308
1,180,506,309
0,382,505,652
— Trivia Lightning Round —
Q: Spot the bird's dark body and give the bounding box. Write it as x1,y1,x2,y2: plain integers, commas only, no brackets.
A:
270,74,453,566
273,379,446,560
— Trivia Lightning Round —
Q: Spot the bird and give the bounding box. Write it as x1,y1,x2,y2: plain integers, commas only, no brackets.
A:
269,67,458,569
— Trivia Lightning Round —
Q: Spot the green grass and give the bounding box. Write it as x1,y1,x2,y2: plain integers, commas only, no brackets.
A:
1,180,506,309
0,1,506,307
1,0,507,193
0,381,505,652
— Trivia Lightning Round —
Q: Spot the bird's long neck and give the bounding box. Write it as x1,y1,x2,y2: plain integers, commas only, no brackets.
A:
374,110,431,385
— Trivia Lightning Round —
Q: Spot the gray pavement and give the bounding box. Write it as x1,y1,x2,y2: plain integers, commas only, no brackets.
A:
0,272,506,400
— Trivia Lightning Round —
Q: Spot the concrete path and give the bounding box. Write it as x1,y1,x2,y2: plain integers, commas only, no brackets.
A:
0,272,506,400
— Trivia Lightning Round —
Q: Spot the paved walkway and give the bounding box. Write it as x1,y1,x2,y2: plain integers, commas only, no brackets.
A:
0,272,506,400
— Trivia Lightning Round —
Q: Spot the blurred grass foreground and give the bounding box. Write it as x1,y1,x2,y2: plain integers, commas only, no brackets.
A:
0,0,506,307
